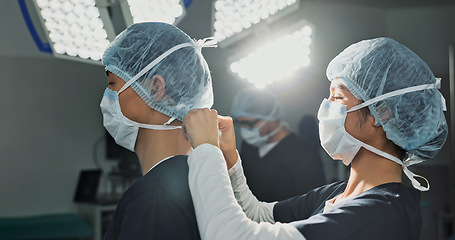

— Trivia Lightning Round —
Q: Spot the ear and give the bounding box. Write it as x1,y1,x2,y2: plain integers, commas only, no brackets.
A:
368,114,376,124
370,115,385,134
150,75,166,102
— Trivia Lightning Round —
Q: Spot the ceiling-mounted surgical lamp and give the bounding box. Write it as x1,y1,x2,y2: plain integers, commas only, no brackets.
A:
212,0,299,47
120,0,187,26
19,0,192,65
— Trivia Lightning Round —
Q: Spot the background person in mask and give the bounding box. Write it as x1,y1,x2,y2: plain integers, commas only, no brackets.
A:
100,22,215,239
182,37,448,239
231,88,325,201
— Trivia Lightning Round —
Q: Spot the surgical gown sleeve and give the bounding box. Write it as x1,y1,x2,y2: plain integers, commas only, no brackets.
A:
228,157,276,223
188,144,305,240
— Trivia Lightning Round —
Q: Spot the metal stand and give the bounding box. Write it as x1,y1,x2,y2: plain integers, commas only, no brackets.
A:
448,43,455,237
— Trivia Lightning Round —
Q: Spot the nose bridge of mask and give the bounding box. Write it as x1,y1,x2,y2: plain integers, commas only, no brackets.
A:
347,78,446,113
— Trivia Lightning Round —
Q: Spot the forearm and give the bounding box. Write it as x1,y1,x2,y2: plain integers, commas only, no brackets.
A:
188,144,305,240
228,157,276,223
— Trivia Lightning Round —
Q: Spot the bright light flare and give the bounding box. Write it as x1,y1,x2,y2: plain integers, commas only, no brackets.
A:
229,25,312,88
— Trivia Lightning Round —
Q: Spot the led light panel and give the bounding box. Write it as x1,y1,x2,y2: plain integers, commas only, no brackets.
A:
213,0,298,42
229,25,312,89
126,0,185,24
34,0,111,62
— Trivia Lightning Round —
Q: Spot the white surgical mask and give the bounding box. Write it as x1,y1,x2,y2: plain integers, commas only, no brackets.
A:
100,88,181,152
240,121,283,147
317,79,445,191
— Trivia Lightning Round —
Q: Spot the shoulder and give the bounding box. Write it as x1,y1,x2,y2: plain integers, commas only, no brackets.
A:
324,183,420,219
290,183,420,239
278,180,347,205
118,155,191,207
354,182,420,216
274,181,347,221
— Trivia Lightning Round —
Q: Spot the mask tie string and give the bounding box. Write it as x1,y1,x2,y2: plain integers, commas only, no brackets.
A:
348,78,446,112
346,133,430,191
194,37,218,52
402,158,429,191
118,37,218,94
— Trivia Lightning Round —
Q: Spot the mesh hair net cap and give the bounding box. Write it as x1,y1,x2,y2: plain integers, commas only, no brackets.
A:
231,88,284,121
326,37,448,159
102,22,213,122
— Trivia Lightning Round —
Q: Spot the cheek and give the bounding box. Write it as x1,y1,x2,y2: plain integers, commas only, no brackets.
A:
119,92,151,123
344,111,363,139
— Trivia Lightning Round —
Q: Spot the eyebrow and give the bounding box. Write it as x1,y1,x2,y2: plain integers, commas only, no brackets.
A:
330,82,347,90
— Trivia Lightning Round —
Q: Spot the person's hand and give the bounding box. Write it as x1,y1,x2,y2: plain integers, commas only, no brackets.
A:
183,108,219,149
218,116,238,169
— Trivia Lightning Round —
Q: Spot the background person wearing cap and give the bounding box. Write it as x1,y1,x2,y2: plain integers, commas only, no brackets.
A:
100,22,214,239
182,37,448,239
231,88,325,201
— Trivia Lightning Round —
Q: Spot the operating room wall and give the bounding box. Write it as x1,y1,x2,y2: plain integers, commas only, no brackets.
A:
0,0,454,220
0,55,107,217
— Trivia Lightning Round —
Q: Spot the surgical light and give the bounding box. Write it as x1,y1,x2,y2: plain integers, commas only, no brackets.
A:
125,0,185,25
213,0,298,43
229,25,312,89
33,0,113,62
23,0,191,64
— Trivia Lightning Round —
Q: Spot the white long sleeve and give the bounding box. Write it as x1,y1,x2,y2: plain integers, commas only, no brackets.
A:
188,144,305,240
228,157,276,223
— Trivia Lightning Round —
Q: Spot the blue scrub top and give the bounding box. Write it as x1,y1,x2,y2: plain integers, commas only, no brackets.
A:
103,155,200,240
274,181,421,240
240,133,326,202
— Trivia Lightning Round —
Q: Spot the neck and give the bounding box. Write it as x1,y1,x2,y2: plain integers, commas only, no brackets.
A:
338,147,402,202
134,128,192,175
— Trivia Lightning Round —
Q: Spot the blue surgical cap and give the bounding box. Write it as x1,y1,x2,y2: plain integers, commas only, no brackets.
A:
102,22,213,121
231,88,284,121
326,37,448,159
